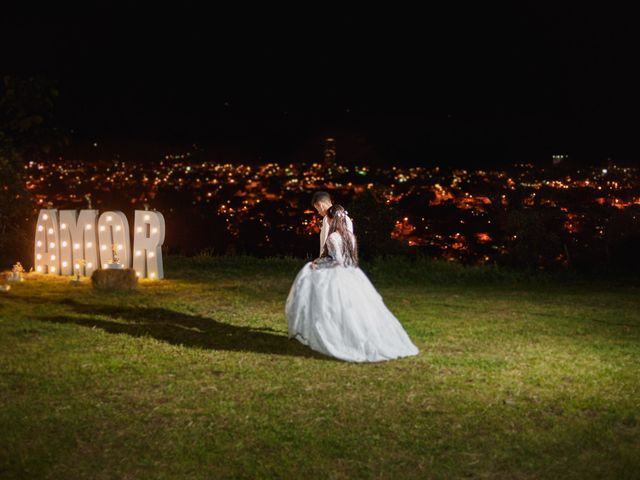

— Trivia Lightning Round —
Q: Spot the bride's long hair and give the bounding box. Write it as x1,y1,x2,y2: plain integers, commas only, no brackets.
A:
321,204,358,266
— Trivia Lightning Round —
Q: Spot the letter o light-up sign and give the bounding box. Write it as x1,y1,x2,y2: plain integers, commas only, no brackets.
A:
34,209,165,279
98,211,131,270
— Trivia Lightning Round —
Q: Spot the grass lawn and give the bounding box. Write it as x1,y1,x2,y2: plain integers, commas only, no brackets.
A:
1,256,639,479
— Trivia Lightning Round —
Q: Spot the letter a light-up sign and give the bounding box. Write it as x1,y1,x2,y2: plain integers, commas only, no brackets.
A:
34,209,60,274
33,208,164,280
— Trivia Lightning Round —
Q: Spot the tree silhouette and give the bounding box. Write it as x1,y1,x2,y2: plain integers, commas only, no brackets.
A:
0,76,66,267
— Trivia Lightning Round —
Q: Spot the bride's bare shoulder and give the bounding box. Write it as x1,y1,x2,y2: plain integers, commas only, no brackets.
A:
328,231,343,242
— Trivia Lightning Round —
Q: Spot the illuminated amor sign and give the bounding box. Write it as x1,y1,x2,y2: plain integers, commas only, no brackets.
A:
34,209,165,279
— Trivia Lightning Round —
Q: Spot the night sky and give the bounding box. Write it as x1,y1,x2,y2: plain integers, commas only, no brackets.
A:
3,4,640,166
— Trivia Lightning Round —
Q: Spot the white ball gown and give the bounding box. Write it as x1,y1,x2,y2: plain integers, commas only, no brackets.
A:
285,231,420,362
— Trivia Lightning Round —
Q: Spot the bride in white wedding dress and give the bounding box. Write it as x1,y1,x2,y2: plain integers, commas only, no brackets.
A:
285,204,419,362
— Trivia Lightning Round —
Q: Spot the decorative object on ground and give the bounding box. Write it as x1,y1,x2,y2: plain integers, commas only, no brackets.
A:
0,284,10,293
91,268,138,291
70,259,85,284
106,243,123,269
8,262,24,282
34,208,165,279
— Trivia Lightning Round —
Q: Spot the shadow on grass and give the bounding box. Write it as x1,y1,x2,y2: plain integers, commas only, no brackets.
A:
36,299,337,361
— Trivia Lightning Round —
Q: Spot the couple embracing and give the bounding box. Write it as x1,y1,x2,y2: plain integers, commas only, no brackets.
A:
285,191,419,363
